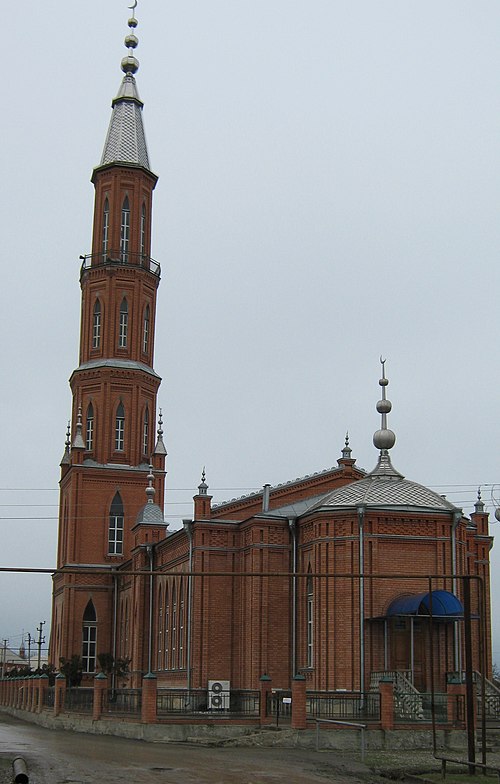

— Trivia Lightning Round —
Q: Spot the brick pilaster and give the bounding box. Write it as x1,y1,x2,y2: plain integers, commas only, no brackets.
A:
141,673,157,723
54,674,66,717
93,673,108,721
259,674,272,726
291,675,307,730
379,679,394,731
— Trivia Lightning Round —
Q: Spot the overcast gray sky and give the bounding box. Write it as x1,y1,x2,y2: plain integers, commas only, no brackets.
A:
1,1,499,661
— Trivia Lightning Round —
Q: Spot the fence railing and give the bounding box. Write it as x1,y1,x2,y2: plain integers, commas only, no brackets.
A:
64,687,93,713
105,689,142,716
156,688,259,716
394,692,452,724
79,251,161,278
42,686,55,708
306,692,380,721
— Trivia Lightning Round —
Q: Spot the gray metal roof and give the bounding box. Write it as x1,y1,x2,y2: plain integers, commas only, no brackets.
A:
100,75,150,169
136,501,164,525
74,359,160,380
318,474,459,513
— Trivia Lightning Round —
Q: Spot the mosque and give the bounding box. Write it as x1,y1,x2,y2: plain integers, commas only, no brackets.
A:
49,7,493,702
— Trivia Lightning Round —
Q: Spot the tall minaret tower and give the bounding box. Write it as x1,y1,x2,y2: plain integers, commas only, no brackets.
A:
50,5,166,674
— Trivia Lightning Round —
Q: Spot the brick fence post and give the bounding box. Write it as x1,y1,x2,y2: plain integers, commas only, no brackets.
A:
54,673,66,717
141,673,157,724
291,675,307,730
447,680,466,726
259,674,272,726
379,678,394,731
93,672,107,721
37,675,48,714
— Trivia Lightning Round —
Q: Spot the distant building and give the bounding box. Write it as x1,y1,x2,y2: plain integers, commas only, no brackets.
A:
49,9,493,699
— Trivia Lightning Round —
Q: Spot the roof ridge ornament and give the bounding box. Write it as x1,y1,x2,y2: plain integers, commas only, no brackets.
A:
122,1,140,76
369,358,404,480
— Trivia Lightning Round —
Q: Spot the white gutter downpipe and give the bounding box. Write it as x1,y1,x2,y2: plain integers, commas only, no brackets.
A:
288,518,297,677
183,519,194,697
357,505,366,696
451,510,461,673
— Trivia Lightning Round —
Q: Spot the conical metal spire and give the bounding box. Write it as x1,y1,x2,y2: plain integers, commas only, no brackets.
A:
100,2,151,169
369,358,403,479
154,409,167,456
72,406,85,450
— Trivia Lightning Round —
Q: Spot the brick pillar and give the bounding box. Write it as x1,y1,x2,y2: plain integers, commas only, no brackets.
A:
447,681,466,726
141,673,157,724
259,674,272,726
37,676,48,714
379,679,394,731
22,678,29,710
93,673,107,721
54,674,66,717
29,677,36,712
291,675,307,730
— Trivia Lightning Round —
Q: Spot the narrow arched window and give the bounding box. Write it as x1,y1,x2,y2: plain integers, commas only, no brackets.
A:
109,492,124,555
102,198,109,258
92,300,101,349
82,600,97,673
120,196,130,262
119,298,128,348
143,304,150,354
179,580,185,669
115,402,125,451
140,202,147,258
164,585,170,670
171,583,177,668
143,407,149,457
85,403,94,451
157,584,163,670
306,574,314,668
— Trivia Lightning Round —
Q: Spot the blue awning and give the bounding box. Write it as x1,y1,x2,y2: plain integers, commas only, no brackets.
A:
386,590,464,619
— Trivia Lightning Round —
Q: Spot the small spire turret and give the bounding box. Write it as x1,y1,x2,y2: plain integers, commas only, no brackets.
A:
198,468,208,496
61,421,71,465
369,358,404,479
475,486,485,513
341,432,352,460
72,406,85,450
154,409,167,456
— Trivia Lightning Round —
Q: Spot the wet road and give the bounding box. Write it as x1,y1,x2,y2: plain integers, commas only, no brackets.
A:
0,713,365,783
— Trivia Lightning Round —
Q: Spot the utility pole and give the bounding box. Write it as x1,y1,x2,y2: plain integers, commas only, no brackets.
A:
27,633,32,671
1,640,7,678
36,622,45,671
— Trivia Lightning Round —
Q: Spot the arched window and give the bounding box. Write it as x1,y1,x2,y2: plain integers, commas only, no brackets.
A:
171,584,177,668
119,298,128,348
115,403,125,451
143,407,149,457
140,202,147,257
92,300,101,349
85,403,94,451
143,304,150,354
157,584,163,670
120,196,130,262
108,491,124,555
179,580,185,669
82,600,97,673
164,585,170,670
102,198,109,258
306,573,314,668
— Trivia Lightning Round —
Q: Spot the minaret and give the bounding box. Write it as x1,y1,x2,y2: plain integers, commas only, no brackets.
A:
50,5,166,674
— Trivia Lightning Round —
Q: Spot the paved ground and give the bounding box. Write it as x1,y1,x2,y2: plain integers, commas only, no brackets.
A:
0,713,373,783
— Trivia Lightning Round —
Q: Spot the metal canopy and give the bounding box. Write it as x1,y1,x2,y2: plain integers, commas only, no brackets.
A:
386,590,464,619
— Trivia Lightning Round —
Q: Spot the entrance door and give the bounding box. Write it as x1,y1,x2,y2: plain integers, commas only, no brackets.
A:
390,617,427,691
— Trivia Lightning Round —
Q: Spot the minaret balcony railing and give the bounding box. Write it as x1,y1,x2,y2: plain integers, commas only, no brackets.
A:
80,251,161,279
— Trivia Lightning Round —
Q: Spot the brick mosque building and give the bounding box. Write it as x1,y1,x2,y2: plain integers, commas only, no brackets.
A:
49,8,493,700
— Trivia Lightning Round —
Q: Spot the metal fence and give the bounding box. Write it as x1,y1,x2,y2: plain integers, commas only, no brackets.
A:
64,687,93,713
306,692,381,721
394,692,453,724
105,689,142,716
157,688,259,716
42,686,55,708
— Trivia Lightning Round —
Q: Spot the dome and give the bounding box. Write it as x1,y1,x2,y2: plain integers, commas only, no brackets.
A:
320,474,459,513
136,502,164,525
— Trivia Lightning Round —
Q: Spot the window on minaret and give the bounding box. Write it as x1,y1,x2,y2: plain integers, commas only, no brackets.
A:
92,300,101,349
143,407,149,457
143,305,150,354
306,574,314,668
85,403,94,451
120,196,130,262
82,600,97,673
102,198,109,258
115,403,125,451
140,202,146,257
108,492,124,555
119,298,128,348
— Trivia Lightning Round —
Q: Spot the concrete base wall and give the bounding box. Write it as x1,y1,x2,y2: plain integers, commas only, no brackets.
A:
0,706,468,750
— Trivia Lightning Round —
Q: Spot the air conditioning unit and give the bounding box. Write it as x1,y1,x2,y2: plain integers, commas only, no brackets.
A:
208,679,230,710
